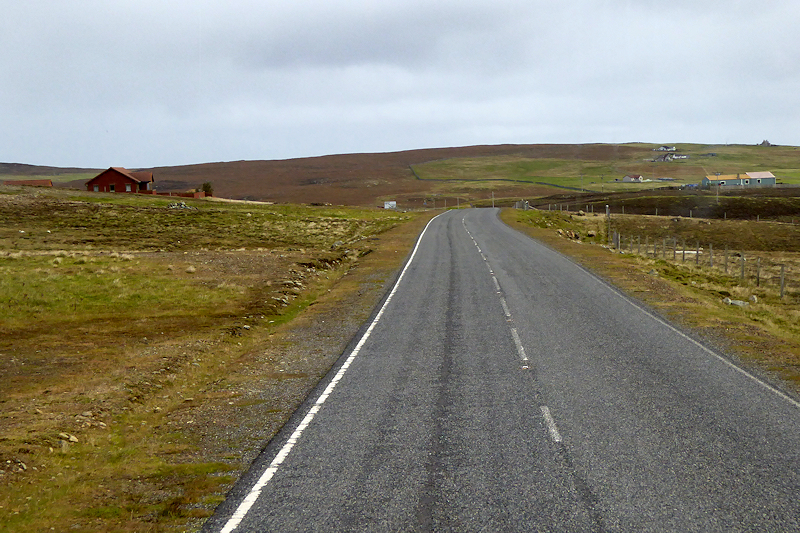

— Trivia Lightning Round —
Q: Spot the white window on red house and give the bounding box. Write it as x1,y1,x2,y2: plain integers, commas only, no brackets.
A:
126,183,132,192
93,185,99,192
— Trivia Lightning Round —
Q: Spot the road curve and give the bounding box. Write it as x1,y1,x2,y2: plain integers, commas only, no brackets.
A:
204,208,800,532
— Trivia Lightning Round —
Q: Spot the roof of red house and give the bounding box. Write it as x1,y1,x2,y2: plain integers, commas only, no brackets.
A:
87,167,154,184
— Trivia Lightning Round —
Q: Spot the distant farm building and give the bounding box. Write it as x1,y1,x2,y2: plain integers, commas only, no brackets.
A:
701,172,776,188
3,179,53,187
86,167,154,193
654,145,676,151
653,153,689,162
622,175,643,183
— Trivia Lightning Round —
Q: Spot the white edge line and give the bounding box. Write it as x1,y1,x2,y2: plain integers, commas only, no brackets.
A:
647,302,800,409
540,242,800,410
591,272,800,410
217,212,445,533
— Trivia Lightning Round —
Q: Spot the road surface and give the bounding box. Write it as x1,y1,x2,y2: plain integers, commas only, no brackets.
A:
204,208,800,532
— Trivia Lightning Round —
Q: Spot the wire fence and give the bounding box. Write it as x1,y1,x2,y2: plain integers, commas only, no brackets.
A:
609,230,795,300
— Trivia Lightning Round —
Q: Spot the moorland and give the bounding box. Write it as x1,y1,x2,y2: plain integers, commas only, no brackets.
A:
4,142,800,208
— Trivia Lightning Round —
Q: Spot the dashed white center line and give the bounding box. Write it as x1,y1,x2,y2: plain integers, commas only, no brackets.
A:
463,215,568,446
540,406,563,443
463,216,532,371
500,297,512,318
492,276,502,292
509,327,529,363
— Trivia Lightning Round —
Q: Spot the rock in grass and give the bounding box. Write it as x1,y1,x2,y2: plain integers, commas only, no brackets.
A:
58,432,79,442
723,297,749,307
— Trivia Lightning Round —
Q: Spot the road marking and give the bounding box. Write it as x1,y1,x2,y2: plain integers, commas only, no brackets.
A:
540,406,563,443
217,213,443,533
463,215,531,370
500,297,512,318
510,328,529,362
574,261,800,410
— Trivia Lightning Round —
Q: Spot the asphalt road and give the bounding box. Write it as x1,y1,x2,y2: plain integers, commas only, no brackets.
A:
205,208,800,532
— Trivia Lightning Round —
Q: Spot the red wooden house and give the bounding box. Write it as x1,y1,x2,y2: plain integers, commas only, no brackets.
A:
86,167,154,193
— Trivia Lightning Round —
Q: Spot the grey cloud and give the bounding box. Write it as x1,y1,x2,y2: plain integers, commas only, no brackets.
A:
2,0,799,167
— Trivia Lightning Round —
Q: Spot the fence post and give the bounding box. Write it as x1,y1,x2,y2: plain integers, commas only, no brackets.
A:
709,243,713,268
682,239,686,262
662,238,667,259
781,265,786,298
756,258,761,287
740,253,745,281
696,242,700,265
645,236,649,256
637,235,641,255
673,238,677,260
724,246,728,274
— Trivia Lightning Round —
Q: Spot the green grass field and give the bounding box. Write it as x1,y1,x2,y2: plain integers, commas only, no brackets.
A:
0,187,414,532
411,143,800,191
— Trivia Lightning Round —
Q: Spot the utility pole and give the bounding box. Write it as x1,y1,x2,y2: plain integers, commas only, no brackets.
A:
492,191,495,208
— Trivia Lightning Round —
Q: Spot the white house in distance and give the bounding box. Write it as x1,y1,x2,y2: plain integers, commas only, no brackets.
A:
701,171,777,188
622,174,644,182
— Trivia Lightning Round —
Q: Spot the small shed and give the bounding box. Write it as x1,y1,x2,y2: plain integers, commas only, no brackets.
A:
622,175,643,183
86,167,154,193
3,179,53,187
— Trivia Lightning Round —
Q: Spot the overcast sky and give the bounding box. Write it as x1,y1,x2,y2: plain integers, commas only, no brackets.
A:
2,1,798,168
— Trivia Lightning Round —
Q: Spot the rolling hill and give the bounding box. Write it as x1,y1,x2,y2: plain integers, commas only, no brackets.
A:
3,143,799,207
